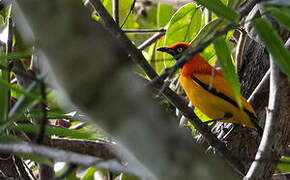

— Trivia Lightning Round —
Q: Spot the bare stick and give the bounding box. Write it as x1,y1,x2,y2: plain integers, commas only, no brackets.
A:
138,31,166,51
112,0,119,26
123,28,166,34
0,142,140,177
248,69,270,104
245,37,290,179
90,0,247,175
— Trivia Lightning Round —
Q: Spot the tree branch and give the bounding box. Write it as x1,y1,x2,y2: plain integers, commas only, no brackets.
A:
0,142,140,177
112,0,119,26
90,0,246,175
138,30,166,51
248,69,270,104
152,0,261,84
245,37,290,179
48,138,116,160
123,28,166,34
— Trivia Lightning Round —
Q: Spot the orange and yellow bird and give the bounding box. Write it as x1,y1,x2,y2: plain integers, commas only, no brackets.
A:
157,42,263,136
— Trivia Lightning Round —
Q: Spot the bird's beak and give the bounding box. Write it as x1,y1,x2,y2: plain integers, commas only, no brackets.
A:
157,47,170,52
157,47,176,56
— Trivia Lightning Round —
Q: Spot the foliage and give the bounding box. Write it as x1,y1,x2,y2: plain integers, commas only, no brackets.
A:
0,0,289,179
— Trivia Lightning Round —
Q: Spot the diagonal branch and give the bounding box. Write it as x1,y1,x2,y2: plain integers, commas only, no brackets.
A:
138,30,166,51
90,0,247,176
245,37,290,179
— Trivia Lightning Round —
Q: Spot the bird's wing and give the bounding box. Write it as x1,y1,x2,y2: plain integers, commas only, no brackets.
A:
193,73,257,117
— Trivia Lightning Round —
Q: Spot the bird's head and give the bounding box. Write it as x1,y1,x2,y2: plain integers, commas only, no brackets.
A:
157,42,191,57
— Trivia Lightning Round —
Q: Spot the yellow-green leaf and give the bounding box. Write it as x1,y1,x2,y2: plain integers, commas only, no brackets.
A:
253,18,290,78
214,36,242,108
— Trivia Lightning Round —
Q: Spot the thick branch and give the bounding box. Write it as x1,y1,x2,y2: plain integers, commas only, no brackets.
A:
90,0,245,175
0,143,139,176
245,37,290,179
48,138,116,160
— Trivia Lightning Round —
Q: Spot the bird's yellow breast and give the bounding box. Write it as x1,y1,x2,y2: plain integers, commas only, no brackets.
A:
179,74,256,128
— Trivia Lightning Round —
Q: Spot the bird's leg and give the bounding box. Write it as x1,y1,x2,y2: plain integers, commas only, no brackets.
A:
203,113,233,124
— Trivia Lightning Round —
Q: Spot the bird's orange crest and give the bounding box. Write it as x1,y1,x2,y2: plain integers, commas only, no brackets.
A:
168,42,192,50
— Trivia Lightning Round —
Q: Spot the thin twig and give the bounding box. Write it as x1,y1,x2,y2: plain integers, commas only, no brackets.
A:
245,37,290,179
248,69,270,104
235,28,247,72
152,0,261,84
112,0,119,26
6,4,13,113
0,64,38,81
13,156,35,180
120,0,136,28
90,0,248,175
35,81,47,144
123,28,166,34
0,142,140,177
138,30,166,51
54,164,77,180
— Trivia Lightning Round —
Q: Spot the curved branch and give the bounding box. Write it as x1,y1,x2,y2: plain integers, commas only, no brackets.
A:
245,37,290,179
0,142,140,177
90,0,246,175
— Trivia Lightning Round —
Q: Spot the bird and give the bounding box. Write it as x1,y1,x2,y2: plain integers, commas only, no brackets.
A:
157,42,263,136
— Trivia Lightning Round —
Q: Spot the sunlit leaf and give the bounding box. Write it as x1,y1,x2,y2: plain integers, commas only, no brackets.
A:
8,81,40,122
157,3,174,28
190,19,225,60
0,134,21,142
276,156,290,173
165,3,202,46
9,124,102,140
17,153,52,165
0,48,8,123
253,18,290,78
103,0,135,29
82,167,97,180
266,6,290,31
158,3,202,68
194,0,239,22
214,36,242,107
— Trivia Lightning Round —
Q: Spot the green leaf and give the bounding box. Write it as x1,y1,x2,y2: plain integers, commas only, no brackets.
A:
17,153,52,166
190,19,225,60
165,3,202,46
194,108,211,122
194,0,239,22
157,3,174,28
103,0,135,29
190,19,223,46
82,167,97,180
268,7,290,31
7,81,40,123
252,18,290,78
0,49,8,123
155,36,168,74
263,0,290,6
214,36,242,108
9,124,102,140
0,134,21,142
277,156,290,173
158,3,202,68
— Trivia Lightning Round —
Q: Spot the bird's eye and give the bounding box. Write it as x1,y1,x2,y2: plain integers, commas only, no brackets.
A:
176,47,183,53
